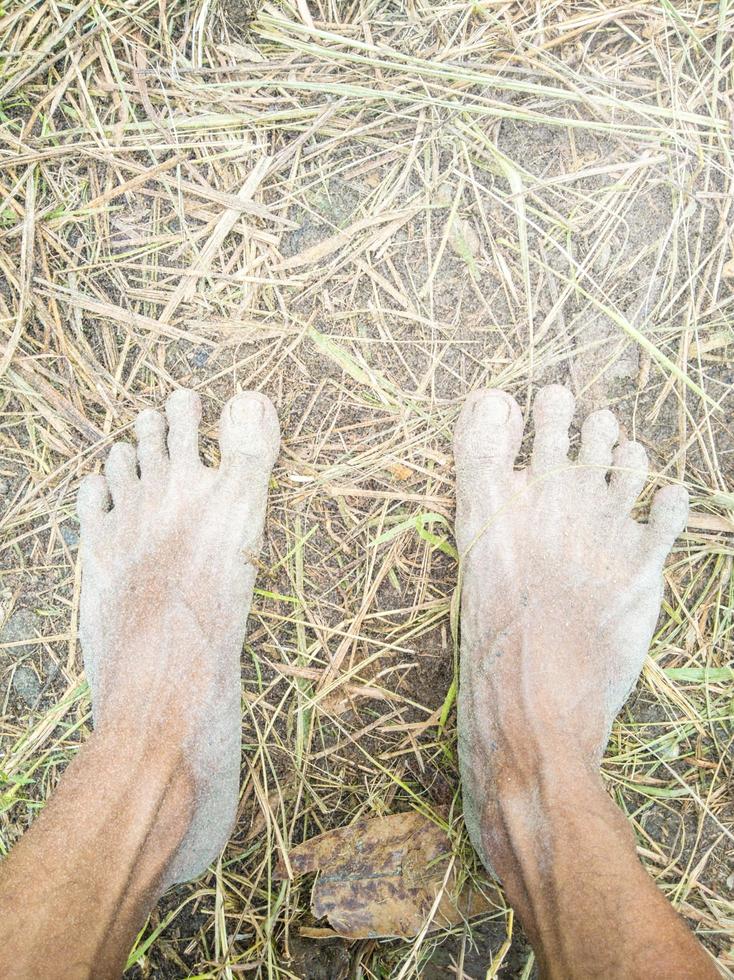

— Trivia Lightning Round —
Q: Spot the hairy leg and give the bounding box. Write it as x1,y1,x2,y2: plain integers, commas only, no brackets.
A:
0,719,193,979
0,389,279,979
454,385,718,979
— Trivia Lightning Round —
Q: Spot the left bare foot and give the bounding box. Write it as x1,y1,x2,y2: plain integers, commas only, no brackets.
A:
77,388,280,884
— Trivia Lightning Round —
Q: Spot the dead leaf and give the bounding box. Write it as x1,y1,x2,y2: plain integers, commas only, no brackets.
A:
278,811,497,939
387,461,412,481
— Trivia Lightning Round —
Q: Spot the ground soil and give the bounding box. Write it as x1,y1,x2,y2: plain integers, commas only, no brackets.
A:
1,3,732,977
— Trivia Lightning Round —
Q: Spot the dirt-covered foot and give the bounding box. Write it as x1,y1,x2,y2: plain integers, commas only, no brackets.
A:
77,388,280,884
453,385,688,872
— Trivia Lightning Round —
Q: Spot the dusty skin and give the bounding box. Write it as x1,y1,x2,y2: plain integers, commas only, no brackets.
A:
454,384,688,863
0,388,281,979
454,385,716,979
78,388,280,884
0,384,719,980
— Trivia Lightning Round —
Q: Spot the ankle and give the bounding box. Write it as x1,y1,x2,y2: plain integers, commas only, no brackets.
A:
88,719,196,826
480,752,604,869
491,720,598,789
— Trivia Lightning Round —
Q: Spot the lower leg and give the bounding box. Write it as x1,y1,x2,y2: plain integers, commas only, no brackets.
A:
454,386,717,979
0,389,280,978
0,717,193,979
479,704,715,978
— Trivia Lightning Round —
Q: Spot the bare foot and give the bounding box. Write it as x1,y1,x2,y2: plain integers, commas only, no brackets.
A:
453,385,688,871
77,389,280,884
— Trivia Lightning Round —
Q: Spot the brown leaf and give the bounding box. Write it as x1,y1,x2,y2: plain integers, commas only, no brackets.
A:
278,812,498,939
387,461,412,481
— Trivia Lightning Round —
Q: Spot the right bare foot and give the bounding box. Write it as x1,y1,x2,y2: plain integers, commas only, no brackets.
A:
77,389,280,885
453,385,688,872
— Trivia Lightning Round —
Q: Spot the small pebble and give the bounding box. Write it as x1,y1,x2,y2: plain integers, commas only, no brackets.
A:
61,524,80,548
190,347,210,369
12,665,41,706
0,608,41,646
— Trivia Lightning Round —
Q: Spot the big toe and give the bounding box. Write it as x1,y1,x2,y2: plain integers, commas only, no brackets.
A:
219,391,280,489
454,389,524,477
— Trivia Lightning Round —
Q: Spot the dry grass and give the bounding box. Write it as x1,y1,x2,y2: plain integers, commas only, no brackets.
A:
1,0,733,977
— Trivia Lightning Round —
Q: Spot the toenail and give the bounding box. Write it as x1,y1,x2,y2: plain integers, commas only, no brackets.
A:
584,410,617,437
475,393,510,425
535,385,575,418
167,389,201,413
228,393,266,427
136,409,164,433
